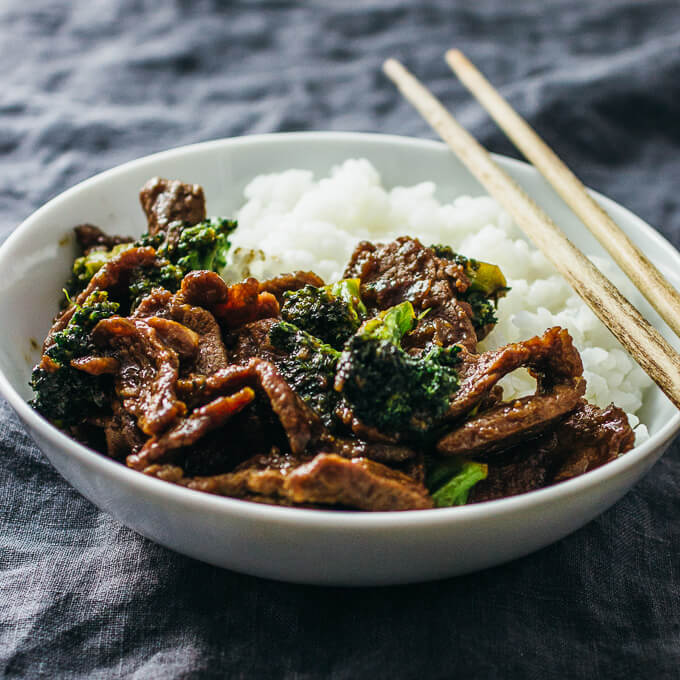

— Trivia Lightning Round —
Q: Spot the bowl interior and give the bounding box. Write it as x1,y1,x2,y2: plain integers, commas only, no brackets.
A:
1,132,679,446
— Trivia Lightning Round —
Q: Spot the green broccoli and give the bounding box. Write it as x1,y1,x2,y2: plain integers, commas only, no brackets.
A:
29,291,119,426
269,321,342,429
280,279,366,349
65,243,134,299
156,217,237,273
126,218,237,309
431,244,509,331
334,302,461,438
355,300,416,344
65,218,237,300
69,242,184,313
426,457,488,507
125,261,185,312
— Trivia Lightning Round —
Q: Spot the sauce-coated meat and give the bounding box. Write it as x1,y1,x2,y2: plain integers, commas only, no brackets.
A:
92,316,186,436
468,400,635,502
437,380,586,456
74,224,134,255
127,387,255,471
344,237,478,350
30,177,640,512
169,451,433,511
139,177,206,235
134,288,230,377
258,271,325,302
285,454,433,511
179,271,279,329
44,247,160,351
446,326,583,420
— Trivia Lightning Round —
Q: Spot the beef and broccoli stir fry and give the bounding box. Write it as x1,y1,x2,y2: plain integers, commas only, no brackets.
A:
29,177,635,511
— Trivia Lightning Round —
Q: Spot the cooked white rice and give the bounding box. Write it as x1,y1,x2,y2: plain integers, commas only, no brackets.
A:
223,159,651,443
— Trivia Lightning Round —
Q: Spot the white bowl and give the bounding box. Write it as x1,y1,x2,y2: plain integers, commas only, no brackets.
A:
1,132,678,586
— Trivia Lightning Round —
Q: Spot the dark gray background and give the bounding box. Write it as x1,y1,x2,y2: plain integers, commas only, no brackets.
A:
2,1,679,678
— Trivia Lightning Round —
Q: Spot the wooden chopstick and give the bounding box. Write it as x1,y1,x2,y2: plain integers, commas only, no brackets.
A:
445,48,680,341
382,58,680,410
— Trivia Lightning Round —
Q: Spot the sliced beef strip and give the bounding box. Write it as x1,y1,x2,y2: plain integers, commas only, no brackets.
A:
284,454,433,511
74,224,134,255
178,451,433,511
324,436,417,463
131,288,175,317
173,363,253,407
244,359,323,455
214,279,279,329
468,400,635,503
437,379,586,456
147,459,316,508
185,358,324,456
178,271,280,330
446,326,584,420
81,246,159,298
70,356,120,375
401,298,478,353
225,317,284,365
92,316,186,436
344,237,470,310
163,448,307,499
551,402,635,483
467,448,551,504
344,236,478,351
258,271,326,303
144,317,199,360
127,387,255,471
103,399,146,460
134,288,229,377
43,247,159,351
178,270,229,307
139,177,206,236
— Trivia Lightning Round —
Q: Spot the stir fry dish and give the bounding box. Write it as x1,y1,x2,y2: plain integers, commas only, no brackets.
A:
29,177,635,511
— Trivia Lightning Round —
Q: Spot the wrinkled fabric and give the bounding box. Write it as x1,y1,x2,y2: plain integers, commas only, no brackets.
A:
1,1,680,678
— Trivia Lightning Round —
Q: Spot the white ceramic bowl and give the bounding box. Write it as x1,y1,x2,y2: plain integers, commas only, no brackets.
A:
1,132,678,586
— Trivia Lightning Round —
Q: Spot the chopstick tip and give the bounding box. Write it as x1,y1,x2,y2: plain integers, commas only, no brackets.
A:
383,58,401,77
445,49,466,68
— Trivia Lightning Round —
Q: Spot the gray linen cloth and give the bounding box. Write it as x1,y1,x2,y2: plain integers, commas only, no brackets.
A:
1,1,679,678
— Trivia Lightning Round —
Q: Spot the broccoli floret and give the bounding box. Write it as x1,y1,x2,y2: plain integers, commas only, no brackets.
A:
127,261,184,311
334,302,461,438
135,230,166,250
355,300,416,344
431,244,509,331
464,291,499,331
269,321,342,429
271,300,461,438
280,279,366,349
29,291,119,426
125,219,238,309
65,218,237,302
65,243,134,298
335,338,461,437
157,217,237,273
426,458,488,507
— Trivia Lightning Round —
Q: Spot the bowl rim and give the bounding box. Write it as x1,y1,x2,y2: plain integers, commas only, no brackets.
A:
1,130,679,529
